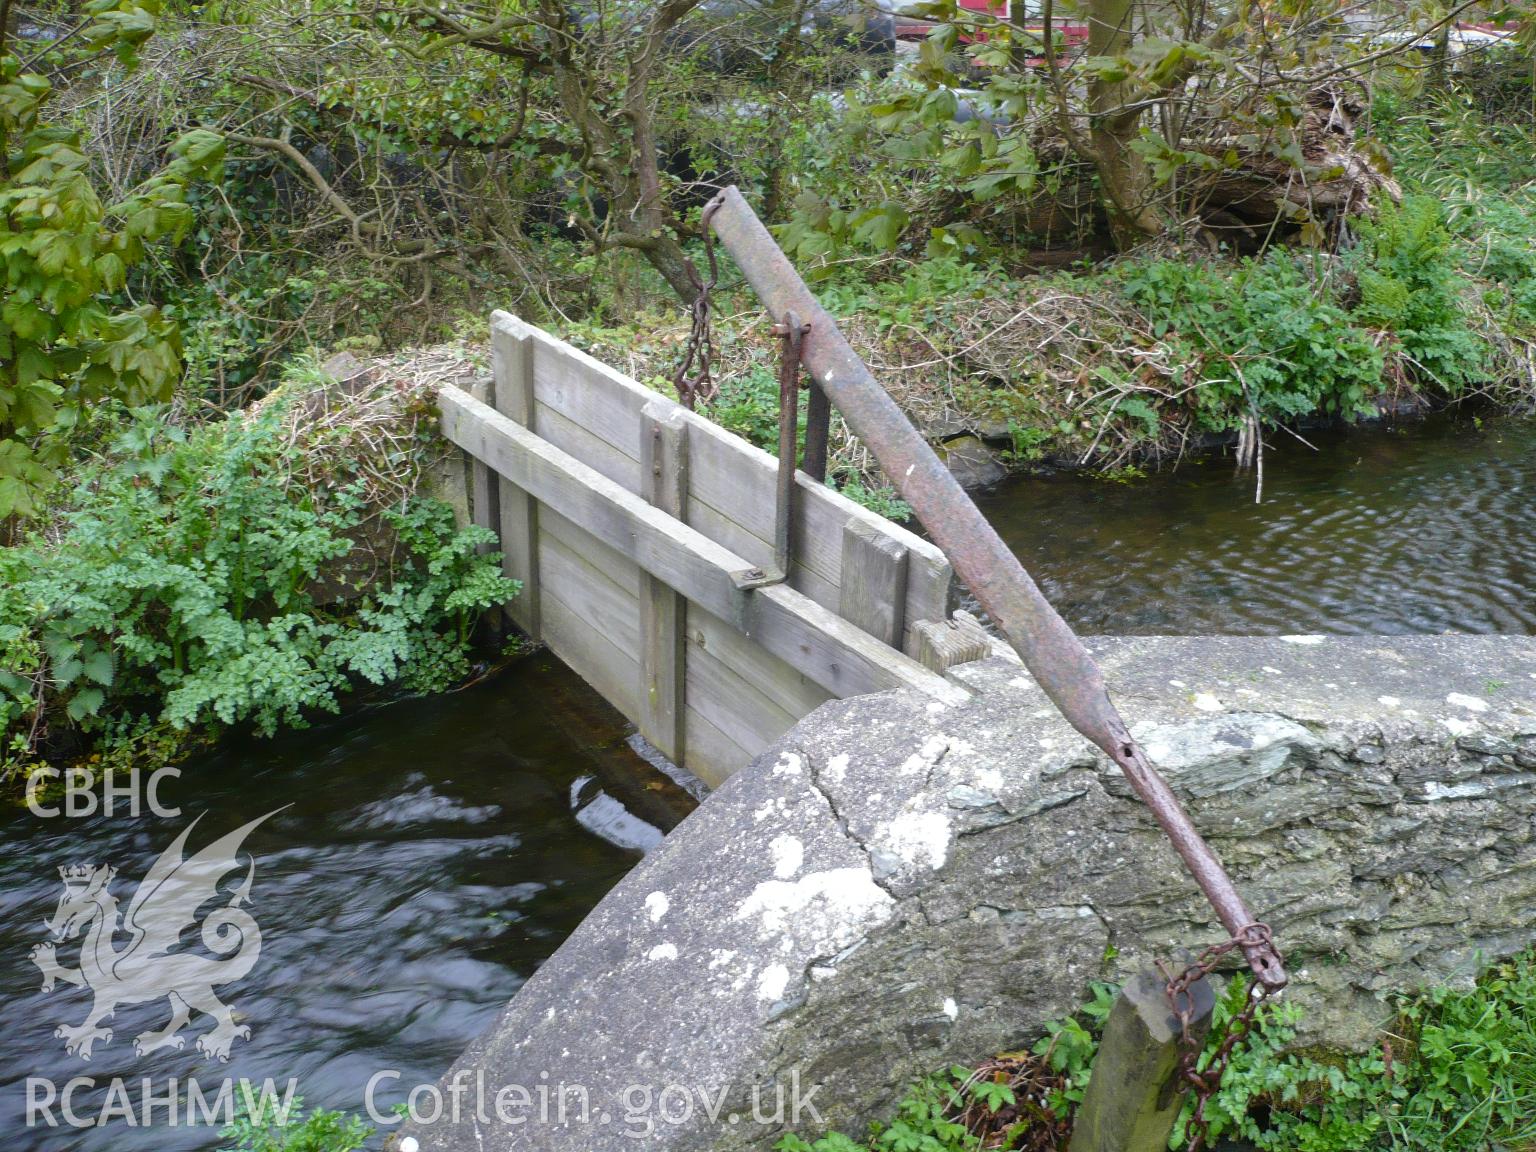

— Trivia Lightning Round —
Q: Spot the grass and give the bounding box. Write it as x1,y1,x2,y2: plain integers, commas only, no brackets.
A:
779,949,1536,1152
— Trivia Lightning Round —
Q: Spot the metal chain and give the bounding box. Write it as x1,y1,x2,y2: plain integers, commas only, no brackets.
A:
1162,922,1278,1152
672,198,724,410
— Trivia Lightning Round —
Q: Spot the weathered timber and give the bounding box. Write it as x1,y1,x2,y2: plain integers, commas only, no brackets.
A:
490,317,540,640
467,373,502,630
839,519,908,648
1070,970,1214,1152
438,385,967,709
489,311,953,656
640,400,689,765
914,612,993,673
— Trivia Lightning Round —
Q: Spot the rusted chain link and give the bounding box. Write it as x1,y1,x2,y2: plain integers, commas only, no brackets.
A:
1162,923,1278,1152
672,199,724,410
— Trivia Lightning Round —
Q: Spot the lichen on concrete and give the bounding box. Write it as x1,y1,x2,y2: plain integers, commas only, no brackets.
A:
403,635,1536,1152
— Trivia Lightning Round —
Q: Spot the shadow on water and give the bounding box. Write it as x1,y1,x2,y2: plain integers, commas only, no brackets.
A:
0,657,695,1150
975,415,1536,635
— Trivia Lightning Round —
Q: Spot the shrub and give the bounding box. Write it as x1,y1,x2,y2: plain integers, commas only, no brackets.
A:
1349,196,1485,391
1118,253,1383,429
0,389,517,776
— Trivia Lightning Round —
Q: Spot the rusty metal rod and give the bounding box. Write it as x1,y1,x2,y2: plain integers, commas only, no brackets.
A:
803,379,830,482
772,311,808,576
707,186,1285,991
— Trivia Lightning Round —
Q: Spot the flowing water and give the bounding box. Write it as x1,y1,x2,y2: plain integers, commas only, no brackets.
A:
0,658,696,1150
976,414,1536,635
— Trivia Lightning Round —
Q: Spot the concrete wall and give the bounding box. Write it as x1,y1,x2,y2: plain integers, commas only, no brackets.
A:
400,635,1536,1151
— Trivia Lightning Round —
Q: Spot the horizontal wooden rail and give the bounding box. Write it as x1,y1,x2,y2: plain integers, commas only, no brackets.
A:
440,386,968,709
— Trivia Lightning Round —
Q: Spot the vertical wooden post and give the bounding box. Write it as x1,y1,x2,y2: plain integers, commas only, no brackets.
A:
912,612,992,673
1069,969,1215,1152
467,373,503,631
838,519,909,648
491,315,541,641
638,400,689,765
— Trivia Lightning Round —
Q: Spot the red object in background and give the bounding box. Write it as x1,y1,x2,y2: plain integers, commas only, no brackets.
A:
893,1,1090,64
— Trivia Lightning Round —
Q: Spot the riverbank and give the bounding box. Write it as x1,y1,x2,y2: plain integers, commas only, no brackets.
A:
0,356,516,785
545,87,1536,493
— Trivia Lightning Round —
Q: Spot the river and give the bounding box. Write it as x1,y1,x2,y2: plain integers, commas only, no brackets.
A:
0,659,695,1150
977,413,1536,635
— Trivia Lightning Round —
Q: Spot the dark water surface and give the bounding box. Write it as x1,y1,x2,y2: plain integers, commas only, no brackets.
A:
976,414,1536,635
0,659,694,1150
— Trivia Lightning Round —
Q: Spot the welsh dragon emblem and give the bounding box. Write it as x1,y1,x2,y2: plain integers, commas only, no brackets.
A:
30,811,280,1062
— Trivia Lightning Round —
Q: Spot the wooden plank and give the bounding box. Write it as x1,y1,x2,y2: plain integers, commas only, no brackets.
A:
914,612,993,673
682,705,754,790
491,314,539,640
840,518,909,648
539,504,637,596
439,386,967,706
685,628,801,760
639,401,689,765
1070,971,1214,1152
538,519,641,664
540,578,641,722
532,338,646,490
687,604,832,722
684,497,838,608
533,399,642,493
466,374,502,633
493,315,954,643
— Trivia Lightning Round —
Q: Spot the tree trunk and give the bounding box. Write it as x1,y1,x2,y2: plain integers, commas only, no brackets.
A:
1086,0,1163,245
640,233,703,304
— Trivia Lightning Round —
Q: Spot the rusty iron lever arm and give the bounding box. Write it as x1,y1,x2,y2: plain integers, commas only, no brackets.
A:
706,186,1285,992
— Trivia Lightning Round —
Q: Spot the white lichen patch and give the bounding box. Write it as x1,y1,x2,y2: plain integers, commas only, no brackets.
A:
926,701,948,713
647,942,678,962
645,891,670,923
756,964,790,1002
1378,695,1402,708
1193,692,1224,712
1262,666,1283,675
825,753,850,785
1446,693,1489,713
898,734,952,776
973,767,1005,791
1280,635,1326,645
708,949,738,969
880,811,952,871
770,834,805,880
1169,679,1187,689
773,751,805,777
753,797,790,823
942,998,959,1020
734,868,895,949
1441,716,1477,737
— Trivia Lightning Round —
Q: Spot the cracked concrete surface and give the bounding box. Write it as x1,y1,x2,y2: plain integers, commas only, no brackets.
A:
404,635,1536,1151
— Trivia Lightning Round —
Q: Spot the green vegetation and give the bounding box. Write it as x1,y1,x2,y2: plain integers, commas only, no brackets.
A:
0,363,517,779
778,950,1536,1151
0,0,223,516
568,170,1534,472
4,0,1534,764
218,1098,371,1152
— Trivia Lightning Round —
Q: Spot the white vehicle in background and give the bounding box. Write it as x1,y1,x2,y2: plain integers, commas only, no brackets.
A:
1371,21,1519,63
